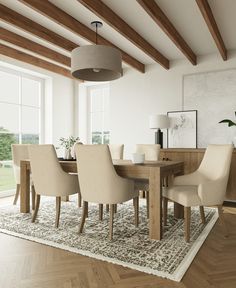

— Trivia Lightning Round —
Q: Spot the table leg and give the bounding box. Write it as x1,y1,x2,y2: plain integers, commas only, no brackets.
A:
174,203,184,218
20,161,30,213
149,168,162,240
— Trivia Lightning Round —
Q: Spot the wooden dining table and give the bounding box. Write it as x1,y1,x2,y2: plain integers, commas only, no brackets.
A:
20,159,184,240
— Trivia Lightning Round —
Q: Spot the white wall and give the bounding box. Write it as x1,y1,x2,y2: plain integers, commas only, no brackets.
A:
0,55,76,155
110,51,236,158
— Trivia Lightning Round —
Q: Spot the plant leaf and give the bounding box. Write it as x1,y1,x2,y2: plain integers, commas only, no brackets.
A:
219,119,236,127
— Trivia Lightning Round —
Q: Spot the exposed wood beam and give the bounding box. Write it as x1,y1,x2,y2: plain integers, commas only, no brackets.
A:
137,0,197,65
78,0,169,69
0,3,77,52
0,43,72,78
0,27,71,67
19,0,145,73
196,0,227,60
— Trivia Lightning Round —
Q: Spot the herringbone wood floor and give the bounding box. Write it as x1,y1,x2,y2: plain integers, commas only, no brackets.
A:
0,197,236,288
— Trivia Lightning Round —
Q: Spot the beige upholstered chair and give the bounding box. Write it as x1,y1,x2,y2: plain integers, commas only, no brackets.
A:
28,144,80,227
135,144,161,217
108,144,124,160
75,144,139,240
163,144,233,242
11,144,35,209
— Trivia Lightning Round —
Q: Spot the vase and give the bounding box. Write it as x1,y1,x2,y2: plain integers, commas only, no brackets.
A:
64,148,72,160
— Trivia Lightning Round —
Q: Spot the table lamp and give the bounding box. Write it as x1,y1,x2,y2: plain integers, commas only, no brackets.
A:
149,114,170,148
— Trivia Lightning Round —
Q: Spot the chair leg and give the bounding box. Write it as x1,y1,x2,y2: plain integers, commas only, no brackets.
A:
99,204,103,221
184,207,191,243
106,204,109,212
109,204,115,240
114,204,117,213
13,184,20,205
79,201,88,233
146,191,149,219
31,185,36,210
217,205,229,237
134,196,139,227
199,206,206,224
163,197,168,226
55,196,61,228
78,192,82,208
32,194,40,223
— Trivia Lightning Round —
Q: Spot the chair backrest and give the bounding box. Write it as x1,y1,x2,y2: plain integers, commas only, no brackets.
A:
75,144,131,203
11,144,30,184
28,144,69,196
135,144,161,161
11,144,29,167
198,144,233,180
108,144,124,159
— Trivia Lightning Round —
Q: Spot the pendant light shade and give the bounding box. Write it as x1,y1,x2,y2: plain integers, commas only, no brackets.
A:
71,45,122,81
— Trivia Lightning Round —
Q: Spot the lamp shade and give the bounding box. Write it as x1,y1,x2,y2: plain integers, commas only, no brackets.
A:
149,114,170,129
71,45,122,81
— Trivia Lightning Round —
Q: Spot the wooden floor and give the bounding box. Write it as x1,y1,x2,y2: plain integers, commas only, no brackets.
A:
0,197,236,288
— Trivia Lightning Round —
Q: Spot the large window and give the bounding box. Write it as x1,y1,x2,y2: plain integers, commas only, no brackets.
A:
0,67,44,194
88,84,110,144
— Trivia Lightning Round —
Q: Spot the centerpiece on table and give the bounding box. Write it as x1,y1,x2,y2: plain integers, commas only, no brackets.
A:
59,136,80,159
219,111,236,147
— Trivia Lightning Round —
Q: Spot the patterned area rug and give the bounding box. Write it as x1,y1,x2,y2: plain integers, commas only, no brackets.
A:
0,197,218,282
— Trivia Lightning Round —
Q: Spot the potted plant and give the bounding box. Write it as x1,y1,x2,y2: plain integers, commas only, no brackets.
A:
219,112,236,147
59,136,80,159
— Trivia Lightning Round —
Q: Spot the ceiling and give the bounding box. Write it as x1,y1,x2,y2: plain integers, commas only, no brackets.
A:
0,0,235,76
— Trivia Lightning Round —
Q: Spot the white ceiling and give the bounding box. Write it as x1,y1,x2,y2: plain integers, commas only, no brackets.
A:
0,0,236,69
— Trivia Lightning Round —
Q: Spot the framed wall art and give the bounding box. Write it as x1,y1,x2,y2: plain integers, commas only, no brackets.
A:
167,110,197,148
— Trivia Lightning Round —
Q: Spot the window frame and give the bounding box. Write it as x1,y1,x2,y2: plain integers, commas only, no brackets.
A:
87,84,110,144
0,65,45,144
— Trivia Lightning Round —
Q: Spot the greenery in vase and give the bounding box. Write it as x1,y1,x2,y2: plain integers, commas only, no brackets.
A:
59,136,80,149
219,112,236,127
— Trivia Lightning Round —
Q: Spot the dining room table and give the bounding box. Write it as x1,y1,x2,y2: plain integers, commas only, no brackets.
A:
20,159,184,240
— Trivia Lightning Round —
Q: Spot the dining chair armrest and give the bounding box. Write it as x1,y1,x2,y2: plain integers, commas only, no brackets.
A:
173,171,205,186
198,177,227,205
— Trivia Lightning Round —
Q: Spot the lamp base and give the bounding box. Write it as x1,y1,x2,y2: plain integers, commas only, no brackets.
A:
155,129,163,148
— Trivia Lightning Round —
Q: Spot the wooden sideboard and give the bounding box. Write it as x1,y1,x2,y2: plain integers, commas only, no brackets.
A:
160,148,236,200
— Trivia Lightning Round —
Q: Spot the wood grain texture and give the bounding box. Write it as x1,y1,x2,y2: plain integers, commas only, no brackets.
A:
20,0,145,73
137,0,197,65
0,43,72,78
0,197,236,288
160,148,236,200
78,0,169,69
0,27,71,67
196,0,227,60
0,3,77,52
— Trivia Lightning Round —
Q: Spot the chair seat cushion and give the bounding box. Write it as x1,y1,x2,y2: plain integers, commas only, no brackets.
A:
163,185,201,207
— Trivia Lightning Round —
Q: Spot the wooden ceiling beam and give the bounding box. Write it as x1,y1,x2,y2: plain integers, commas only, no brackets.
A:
0,3,77,52
137,0,197,65
196,0,227,60
78,0,169,69
0,27,71,67
19,0,145,73
0,43,72,78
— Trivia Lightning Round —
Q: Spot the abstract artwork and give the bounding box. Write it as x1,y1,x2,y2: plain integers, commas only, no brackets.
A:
183,69,236,147
167,110,197,148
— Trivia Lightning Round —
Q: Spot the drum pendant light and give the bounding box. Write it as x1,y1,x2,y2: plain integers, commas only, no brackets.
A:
71,21,122,81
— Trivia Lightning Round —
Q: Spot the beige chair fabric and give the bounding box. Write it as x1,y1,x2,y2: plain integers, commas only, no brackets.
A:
108,144,124,160
11,144,35,207
163,144,234,242
75,144,139,239
135,144,161,161
163,144,233,207
28,144,80,227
